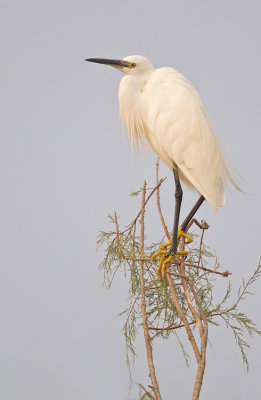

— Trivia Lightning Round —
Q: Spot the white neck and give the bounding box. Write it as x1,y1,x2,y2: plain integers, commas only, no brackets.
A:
118,75,149,149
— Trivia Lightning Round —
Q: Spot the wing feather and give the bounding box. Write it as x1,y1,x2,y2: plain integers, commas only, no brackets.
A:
143,68,231,210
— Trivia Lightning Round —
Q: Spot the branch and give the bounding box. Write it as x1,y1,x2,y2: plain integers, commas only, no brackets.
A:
186,218,209,231
122,256,232,277
139,384,156,400
180,257,204,339
183,262,232,277
139,181,162,400
197,225,206,272
180,236,208,400
122,177,167,235
98,164,261,399
188,281,208,400
166,264,201,363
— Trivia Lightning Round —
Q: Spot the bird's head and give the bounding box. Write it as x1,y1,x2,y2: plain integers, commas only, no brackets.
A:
86,55,154,77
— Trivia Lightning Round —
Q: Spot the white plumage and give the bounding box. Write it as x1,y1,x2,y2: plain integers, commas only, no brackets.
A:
118,55,236,211
86,54,242,272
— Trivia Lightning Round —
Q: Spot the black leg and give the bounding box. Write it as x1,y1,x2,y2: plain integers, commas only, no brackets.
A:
169,168,183,254
180,195,205,232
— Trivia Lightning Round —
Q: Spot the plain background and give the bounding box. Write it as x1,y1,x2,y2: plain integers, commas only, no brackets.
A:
0,1,260,399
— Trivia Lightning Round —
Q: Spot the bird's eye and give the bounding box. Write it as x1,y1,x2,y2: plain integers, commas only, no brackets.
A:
131,63,136,68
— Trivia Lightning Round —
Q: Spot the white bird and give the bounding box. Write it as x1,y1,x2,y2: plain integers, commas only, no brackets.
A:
86,55,237,276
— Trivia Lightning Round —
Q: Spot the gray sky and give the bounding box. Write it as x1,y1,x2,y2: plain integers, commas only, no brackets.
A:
0,1,260,399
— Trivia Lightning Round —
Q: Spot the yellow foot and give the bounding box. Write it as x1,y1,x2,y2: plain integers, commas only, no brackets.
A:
152,228,193,278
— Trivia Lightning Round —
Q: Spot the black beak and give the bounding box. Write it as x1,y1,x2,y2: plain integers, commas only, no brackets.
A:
85,58,131,69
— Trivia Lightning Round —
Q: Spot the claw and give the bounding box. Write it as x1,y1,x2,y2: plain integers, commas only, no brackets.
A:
177,227,193,244
152,228,193,278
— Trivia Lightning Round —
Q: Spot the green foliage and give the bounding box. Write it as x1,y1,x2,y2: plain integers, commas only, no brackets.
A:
97,179,261,395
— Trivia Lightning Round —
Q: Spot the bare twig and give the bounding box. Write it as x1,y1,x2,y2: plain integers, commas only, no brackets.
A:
122,177,167,235
184,262,232,277
166,271,190,281
123,256,153,262
122,256,232,277
166,264,201,363
138,383,156,400
175,260,231,277
179,236,208,400
186,218,209,232
139,181,162,400
188,280,208,399
197,226,205,273
180,238,204,339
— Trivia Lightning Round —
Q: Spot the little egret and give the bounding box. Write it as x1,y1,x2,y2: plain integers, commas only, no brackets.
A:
86,55,237,277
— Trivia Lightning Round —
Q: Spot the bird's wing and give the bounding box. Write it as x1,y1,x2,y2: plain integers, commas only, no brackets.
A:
144,68,229,210
177,163,225,211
